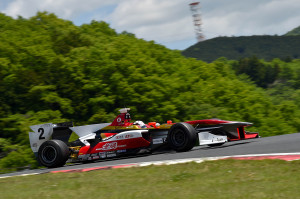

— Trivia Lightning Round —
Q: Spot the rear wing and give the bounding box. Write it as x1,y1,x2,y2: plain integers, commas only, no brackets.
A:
29,122,111,153
29,122,73,153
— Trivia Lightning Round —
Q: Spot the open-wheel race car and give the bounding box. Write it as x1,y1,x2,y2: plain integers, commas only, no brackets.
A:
29,108,259,168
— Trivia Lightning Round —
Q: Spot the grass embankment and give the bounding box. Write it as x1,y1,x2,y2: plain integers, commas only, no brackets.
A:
1,159,300,199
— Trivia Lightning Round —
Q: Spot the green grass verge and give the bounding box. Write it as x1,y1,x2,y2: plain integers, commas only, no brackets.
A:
1,159,300,199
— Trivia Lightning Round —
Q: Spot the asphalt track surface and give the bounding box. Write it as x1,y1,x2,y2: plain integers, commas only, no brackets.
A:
1,133,300,177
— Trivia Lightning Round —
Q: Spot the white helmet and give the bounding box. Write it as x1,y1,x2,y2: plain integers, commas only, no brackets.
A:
133,120,146,128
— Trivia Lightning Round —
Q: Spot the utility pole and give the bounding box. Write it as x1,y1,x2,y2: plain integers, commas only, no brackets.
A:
189,1,204,42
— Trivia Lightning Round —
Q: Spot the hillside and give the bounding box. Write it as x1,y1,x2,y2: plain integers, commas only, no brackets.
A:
0,12,300,172
182,35,300,62
285,26,300,36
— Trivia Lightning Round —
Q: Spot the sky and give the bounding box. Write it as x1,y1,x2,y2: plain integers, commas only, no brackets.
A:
1,0,300,50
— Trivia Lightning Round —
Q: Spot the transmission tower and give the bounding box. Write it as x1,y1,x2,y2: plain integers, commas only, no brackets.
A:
189,1,204,42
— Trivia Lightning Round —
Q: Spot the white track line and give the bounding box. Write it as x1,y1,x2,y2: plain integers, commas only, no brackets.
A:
134,152,300,167
0,173,40,179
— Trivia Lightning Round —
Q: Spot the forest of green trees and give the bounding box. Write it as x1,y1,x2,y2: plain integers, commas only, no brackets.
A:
1,12,300,172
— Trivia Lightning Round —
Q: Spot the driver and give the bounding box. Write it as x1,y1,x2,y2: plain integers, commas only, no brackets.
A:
133,121,161,128
133,120,147,128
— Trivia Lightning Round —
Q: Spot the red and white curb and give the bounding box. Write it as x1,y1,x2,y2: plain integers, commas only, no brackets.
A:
223,153,300,161
1,152,300,178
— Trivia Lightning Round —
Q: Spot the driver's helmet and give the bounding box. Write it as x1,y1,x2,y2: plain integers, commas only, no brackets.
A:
133,120,146,128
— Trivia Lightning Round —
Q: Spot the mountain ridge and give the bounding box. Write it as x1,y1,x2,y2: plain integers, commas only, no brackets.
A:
182,35,300,62
285,25,300,36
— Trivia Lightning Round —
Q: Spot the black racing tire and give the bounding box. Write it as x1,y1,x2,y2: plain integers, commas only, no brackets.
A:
167,122,197,152
38,140,70,168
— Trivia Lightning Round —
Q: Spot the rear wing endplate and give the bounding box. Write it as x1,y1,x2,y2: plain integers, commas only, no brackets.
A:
29,123,54,153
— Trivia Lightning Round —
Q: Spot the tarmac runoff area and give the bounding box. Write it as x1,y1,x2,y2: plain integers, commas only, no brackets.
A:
1,152,300,178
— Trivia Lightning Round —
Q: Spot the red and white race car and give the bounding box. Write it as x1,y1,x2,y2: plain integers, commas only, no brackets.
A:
29,108,259,167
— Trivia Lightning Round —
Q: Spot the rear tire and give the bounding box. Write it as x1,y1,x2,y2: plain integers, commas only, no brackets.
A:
38,140,70,168
168,122,197,152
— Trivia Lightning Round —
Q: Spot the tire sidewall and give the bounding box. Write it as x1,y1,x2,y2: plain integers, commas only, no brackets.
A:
38,140,69,168
168,122,197,152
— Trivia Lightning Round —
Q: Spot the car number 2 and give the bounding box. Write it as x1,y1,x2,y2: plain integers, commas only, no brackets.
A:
38,128,45,140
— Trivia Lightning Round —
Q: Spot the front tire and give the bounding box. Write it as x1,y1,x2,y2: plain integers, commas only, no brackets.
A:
38,140,70,168
168,122,197,152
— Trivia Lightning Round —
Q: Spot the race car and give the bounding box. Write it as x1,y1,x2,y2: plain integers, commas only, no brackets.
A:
29,108,259,168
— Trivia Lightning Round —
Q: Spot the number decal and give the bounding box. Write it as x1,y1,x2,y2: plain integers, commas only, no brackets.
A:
38,128,45,140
